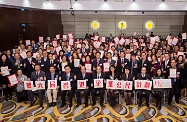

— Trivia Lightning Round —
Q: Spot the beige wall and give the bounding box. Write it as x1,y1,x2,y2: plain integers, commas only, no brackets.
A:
61,12,184,38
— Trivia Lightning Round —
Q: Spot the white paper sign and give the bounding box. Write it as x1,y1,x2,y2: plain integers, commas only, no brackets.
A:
56,34,60,39
52,41,57,47
32,53,39,58
125,54,131,60
24,81,34,90
39,37,44,42
182,33,186,39
63,35,67,40
1,66,10,76
119,38,125,45
61,62,68,71
68,33,73,39
77,80,87,89
125,39,130,45
85,63,92,73
25,40,31,46
153,79,172,88
35,81,45,90
61,81,71,90
114,37,119,44
103,62,110,72
48,80,57,89
69,38,74,46
170,68,176,78
77,44,81,49
20,51,27,59
55,46,62,55
172,38,178,45
134,80,152,90
74,59,80,67
106,80,115,89
102,37,106,42
150,37,156,44
8,74,18,86
94,79,104,88
94,36,99,40
93,41,101,48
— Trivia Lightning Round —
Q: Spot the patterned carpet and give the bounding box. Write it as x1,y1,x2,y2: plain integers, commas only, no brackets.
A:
1,95,187,122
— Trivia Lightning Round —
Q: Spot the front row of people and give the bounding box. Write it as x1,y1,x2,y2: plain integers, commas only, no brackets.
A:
15,61,180,110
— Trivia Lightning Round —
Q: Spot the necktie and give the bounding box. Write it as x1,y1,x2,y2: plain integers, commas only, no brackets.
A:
122,59,124,64
97,60,99,66
142,60,144,66
165,61,168,68
50,60,53,65
131,61,134,74
97,74,100,79
66,75,69,81
36,72,39,79
51,74,54,80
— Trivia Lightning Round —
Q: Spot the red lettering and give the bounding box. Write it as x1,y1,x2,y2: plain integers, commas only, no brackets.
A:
144,81,151,89
96,80,101,86
125,82,130,89
38,82,43,88
155,80,161,87
79,82,84,88
136,81,142,88
63,82,69,89
26,82,31,88
50,81,56,88
117,81,122,88
108,81,113,87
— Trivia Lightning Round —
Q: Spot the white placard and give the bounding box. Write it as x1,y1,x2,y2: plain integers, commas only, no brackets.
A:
94,36,99,40
125,39,130,45
39,37,44,42
61,81,71,90
77,44,81,49
150,37,156,44
85,63,92,73
47,37,50,40
114,37,119,44
77,80,87,89
56,34,60,39
1,66,10,76
25,40,31,46
68,33,73,39
119,38,125,45
74,59,80,67
170,68,176,78
61,62,68,71
94,79,104,88
125,54,131,60
153,79,172,88
35,81,45,90
134,80,152,90
32,53,39,58
69,38,74,46
8,74,18,86
55,46,62,55
172,38,178,45
106,80,115,89
182,33,186,39
48,80,57,89
24,81,34,90
93,41,101,48
102,37,106,42
52,41,57,47
103,62,110,72
20,51,27,59
63,35,67,40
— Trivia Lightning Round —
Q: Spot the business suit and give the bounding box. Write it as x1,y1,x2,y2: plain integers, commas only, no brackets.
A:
11,58,24,73
45,59,59,73
32,43,39,53
91,72,106,105
92,58,105,70
129,60,138,77
105,58,116,66
46,72,60,105
116,58,130,74
35,60,46,72
60,72,76,107
136,73,151,107
28,70,45,106
106,37,114,43
23,57,36,78
137,59,151,73
75,73,91,106
41,57,48,63
161,60,171,78
80,48,89,54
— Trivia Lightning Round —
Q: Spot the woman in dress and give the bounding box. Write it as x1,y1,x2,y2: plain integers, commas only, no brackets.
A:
151,54,161,77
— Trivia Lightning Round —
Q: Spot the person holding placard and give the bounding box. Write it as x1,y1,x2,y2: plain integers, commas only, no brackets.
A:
70,52,82,74
59,55,69,74
152,69,165,110
121,67,133,105
29,64,46,107
16,69,28,103
31,40,39,53
105,52,116,66
11,53,24,73
0,54,12,101
106,65,120,107
117,51,130,74
136,67,151,107
91,66,106,106
46,66,60,107
167,59,182,105
129,53,138,77
92,52,105,71
81,43,89,55
35,54,46,72
75,66,91,107
60,65,76,108
41,50,48,62
45,53,59,73
150,54,161,77
23,51,36,78
137,52,150,73
161,53,171,78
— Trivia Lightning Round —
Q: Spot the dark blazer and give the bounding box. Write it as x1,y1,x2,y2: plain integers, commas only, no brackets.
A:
77,73,91,87
30,70,45,86
80,48,89,54
136,73,151,80
70,59,83,74
137,59,151,73
166,66,182,85
23,57,36,78
60,72,76,89
35,60,46,72
105,59,116,66
41,57,48,63
106,37,114,43
121,73,133,81
116,58,130,73
161,60,171,78
32,43,39,53
11,58,24,73
45,59,59,73
129,60,138,77
92,58,105,69
105,72,120,80
45,72,60,87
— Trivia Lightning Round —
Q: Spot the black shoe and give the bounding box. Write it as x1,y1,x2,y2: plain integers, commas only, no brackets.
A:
69,104,72,108
5,97,8,101
85,103,88,107
100,103,103,106
40,104,43,107
30,102,34,107
53,102,56,106
138,104,142,107
146,103,149,108
176,101,179,104
76,104,80,107
92,102,96,106
158,105,161,110
49,103,52,107
60,104,65,108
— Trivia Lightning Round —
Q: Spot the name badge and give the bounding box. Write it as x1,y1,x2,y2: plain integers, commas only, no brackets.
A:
20,64,22,66
54,64,56,66
177,72,180,75
41,64,44,67
144,64,147,66
85,79,88,81
35,48,37,49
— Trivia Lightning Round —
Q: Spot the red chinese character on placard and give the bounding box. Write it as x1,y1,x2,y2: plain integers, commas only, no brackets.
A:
117,81,121,88
136,81,142,88
155,80,161,87
144,81,151,89
26,82,31,88
63,82,68,89
124,82,130,89
37,82,43,88
108,81,113,87
96,80,101,86
50,81,56,88
79,81,84,88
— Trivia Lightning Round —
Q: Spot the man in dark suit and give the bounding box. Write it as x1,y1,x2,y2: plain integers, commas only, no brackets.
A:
129,53,138,77
60,65,76,108
31,40,39,53
41,50,48,62
45,53,59,73
161,53,171,78
116,51,130,74
75,66,91,107
92,52,105,71
91,66,106,106
46,66,60,107
136,67,151,107
137,52,150,73
11,53,24,73
105,52,116,66
35,54,46,72
167,59,182,105
80,43,89,54
23,51,36,78
106,33,114,43
28,64,46,107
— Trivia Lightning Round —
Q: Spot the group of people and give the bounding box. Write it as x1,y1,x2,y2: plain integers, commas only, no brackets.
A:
0,32,187,110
